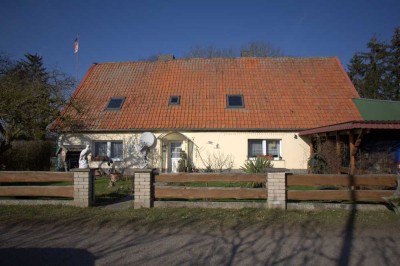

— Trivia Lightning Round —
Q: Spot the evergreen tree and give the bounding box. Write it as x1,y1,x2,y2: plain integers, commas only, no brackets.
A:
0,53,74,164
348,27,400,101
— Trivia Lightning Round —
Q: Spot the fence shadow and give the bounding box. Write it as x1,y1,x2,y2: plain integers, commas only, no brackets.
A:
1,208,399,265
0,248,95,266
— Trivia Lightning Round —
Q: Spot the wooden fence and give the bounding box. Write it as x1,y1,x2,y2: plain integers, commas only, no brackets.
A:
151,173,398,208
0,171,74,198
155,173,266,200
287,174,397,202
0,170,94,207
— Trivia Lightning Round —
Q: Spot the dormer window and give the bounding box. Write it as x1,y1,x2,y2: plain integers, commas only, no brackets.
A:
106,97,125,110
227,94,244,108
169,95,180,105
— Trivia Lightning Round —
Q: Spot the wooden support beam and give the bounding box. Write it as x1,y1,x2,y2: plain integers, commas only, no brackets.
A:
352,129,364,156
349,131,356,175
336,132,342,174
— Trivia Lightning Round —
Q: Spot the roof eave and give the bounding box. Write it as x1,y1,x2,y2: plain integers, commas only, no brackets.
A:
299,120,400,136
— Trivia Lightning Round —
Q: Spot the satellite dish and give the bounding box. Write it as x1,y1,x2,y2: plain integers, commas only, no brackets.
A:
140,132,156,148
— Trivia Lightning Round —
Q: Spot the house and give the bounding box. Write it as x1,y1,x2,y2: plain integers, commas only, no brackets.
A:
53,56,362,173
300,98,400,174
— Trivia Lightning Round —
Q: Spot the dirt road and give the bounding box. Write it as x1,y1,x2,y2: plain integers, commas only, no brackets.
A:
0,221,399,266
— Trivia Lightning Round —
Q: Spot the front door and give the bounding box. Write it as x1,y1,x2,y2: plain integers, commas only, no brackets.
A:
169,141,182,173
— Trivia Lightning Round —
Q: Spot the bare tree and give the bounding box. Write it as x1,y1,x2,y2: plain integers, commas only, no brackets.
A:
184,45,237,59
184,42,284,59
240,41,284,57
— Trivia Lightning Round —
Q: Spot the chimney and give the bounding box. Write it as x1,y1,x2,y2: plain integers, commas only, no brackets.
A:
157,54,175,61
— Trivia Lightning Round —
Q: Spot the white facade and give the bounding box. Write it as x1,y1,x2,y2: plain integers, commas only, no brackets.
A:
59,131,310,172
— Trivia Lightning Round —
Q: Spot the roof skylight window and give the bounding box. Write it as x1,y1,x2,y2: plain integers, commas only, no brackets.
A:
169,95,181,105
106,97,125,110
227,94,244,108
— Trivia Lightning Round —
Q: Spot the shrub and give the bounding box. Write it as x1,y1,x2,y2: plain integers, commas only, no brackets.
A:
2,140,55,171
202,151,234,172
308,153,328,174
241,157,273,173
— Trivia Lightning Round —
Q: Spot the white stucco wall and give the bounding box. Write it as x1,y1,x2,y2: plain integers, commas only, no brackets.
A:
59,131,310,171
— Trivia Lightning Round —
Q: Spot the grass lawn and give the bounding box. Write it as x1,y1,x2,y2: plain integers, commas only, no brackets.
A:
95,175,132,205
0,204,399,231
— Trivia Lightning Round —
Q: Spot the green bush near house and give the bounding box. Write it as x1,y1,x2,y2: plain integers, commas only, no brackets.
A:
308,153,328,174
241,157,273,173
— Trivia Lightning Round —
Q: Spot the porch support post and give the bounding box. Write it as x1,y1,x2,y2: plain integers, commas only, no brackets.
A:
349,131,356,175
336,132,342,174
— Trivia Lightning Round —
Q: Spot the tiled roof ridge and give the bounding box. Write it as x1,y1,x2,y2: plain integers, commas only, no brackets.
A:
92,56,338,66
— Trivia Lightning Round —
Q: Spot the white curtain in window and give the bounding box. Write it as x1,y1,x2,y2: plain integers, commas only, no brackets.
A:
249,140,263,157
111,142,123,158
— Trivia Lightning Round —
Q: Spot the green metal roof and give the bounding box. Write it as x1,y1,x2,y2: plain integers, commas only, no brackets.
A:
353,98,400,121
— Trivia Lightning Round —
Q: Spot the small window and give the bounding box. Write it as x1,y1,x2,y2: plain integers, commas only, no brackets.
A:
93,141,123,161
94,142,107,157
248,139,282,160
169,95,180,105
227,94,244,108
106,97,125,110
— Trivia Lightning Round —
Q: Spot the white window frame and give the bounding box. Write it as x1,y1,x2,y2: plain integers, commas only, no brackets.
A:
93,141,123,161
248,139,282,160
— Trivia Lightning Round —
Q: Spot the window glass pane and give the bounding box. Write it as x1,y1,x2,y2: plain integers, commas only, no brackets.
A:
170,142,182,159
266,140,280,157
111,142,123,158
107,97,125,109
248,140,263,157
169,96,180,105
227,95,244,108
95,142,107,157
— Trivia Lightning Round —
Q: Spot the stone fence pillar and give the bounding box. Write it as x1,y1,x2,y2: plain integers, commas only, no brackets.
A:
134,169,155,209
71,168,95,207
267,172,287,209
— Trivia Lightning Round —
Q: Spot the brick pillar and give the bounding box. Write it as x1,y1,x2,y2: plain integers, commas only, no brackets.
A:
72,169,95,207
267,172,286,209
134,169,155,209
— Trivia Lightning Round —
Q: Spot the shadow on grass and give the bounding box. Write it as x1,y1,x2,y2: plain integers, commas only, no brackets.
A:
0,248,95,266
337,174,360,266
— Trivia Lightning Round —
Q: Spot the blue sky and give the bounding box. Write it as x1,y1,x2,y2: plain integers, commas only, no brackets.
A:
1,0,399,80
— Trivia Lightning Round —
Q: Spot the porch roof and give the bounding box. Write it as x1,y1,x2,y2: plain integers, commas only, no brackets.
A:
299,120,400,136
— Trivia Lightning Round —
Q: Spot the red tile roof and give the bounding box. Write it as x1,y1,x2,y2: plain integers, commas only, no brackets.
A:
56,57,362,131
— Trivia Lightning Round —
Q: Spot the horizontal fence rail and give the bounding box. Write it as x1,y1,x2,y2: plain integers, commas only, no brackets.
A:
288,190,395,202
156,173,266,183
0,171,74,198
155,187,266,199
0,171,74,183
287,174,397,202
287,174,397,187
0,186,73,198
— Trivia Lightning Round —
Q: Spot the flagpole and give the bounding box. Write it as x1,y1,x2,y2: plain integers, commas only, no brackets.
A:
74,34,79,82
75,50,78,82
